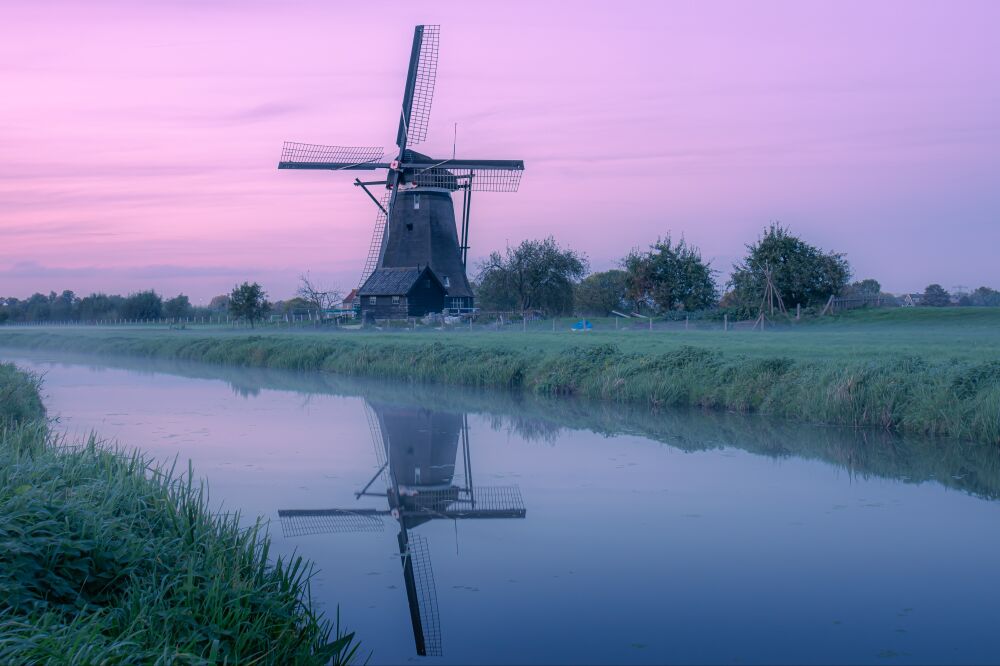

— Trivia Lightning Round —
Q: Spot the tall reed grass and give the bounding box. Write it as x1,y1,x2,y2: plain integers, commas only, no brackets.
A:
3,327,997,444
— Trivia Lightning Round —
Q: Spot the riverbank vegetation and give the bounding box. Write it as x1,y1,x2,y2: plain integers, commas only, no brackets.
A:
1,307,998,444
0,363,359,664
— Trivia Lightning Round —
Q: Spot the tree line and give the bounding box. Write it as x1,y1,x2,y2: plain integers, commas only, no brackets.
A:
475,222,1000,316
3,223,998,324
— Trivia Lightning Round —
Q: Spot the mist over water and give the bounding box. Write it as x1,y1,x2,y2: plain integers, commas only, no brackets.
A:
4,348,999,665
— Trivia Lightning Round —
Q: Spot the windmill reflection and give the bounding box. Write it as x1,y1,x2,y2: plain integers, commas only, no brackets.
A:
278,401,527,657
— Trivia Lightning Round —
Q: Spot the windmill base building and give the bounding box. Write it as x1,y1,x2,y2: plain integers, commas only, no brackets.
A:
357,265,445,321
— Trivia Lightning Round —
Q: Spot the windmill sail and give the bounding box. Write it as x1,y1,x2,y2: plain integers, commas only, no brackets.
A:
279,142,386,170
399,530,442,656
277,508,388,537
397,25,440,150
358,191,391,289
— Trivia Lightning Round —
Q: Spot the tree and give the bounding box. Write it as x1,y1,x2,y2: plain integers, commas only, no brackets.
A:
922,283,951,307
729,223,850,312
296,273,342,312
623,236,718,313
476,237,588,314
78,293,124,321
228,282,271,327
121,290,163,320
49,290,77,321
575,270,629,316
962,286,1000,307
208,294,230,312
163,294,193,320
24,293,51,322
842,278,881,298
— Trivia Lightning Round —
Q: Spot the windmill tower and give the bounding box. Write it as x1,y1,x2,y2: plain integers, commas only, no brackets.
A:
278,25,524,317
278,400,526,657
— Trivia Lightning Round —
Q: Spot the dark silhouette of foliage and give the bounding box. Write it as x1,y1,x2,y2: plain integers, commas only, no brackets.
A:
729,223,850,313
163,294,193,320
842,278,881,297
623,236,718,313
121,291,163,320
476,237,588,314
228,282,271,327
922,283,951,307
574,270,630,316
959,286,1000,307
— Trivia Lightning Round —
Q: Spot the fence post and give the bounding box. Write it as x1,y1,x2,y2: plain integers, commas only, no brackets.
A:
685,316,689,331
796,303,801,320
724,314,728,332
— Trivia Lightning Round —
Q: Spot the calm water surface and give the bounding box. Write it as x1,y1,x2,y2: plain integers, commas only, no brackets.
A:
4,348,1000,665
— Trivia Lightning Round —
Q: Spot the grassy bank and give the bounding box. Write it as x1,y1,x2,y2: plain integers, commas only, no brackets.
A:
0,363,359,664
1,307,999,444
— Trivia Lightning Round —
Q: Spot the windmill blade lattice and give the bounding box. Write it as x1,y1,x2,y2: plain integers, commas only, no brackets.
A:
358,192,391,289
405,533,442,656
411,166,523,192
280,142,385,168
403,25,440,146
277,508,388,537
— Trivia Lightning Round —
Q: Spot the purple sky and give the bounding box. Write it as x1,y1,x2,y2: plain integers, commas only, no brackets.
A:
2,0,998,302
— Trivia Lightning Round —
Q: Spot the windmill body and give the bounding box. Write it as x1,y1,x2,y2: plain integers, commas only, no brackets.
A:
278,25,523,318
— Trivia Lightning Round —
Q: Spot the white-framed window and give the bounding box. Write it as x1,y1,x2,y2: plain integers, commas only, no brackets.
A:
413,195,420,210
392,295,400,305
369,296,376,305
443,276,450,288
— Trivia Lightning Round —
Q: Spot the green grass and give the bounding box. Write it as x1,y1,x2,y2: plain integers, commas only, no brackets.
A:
0,363,361,664
1,307,999,444
0,362,45,425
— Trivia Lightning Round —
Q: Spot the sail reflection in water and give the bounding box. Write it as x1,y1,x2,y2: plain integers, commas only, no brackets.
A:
279,401,527,657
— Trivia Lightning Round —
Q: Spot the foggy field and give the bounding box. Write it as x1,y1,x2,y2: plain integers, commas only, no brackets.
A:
2,308,999,443
3,306,998,362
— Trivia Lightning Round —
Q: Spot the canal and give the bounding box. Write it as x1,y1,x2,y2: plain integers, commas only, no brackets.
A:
3,348,999,665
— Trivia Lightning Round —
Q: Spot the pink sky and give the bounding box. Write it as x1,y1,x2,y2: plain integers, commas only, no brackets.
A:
1,0,998,302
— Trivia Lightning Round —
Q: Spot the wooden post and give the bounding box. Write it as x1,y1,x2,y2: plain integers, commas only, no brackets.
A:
796,303,801,320
724,313,728,331
649,317,653,332
685,316,689,330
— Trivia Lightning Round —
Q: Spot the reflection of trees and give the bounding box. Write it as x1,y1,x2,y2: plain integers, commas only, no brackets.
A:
19,349,1000,501
229,384,261,398
486,413,561,445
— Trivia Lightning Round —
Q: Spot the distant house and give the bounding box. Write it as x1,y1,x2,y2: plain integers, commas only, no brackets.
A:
900,293,923,307
358,266,445,321
339,288,358,313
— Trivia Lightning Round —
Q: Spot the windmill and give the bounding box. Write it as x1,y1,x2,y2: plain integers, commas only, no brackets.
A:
278,25,524,316
278,400,527,657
